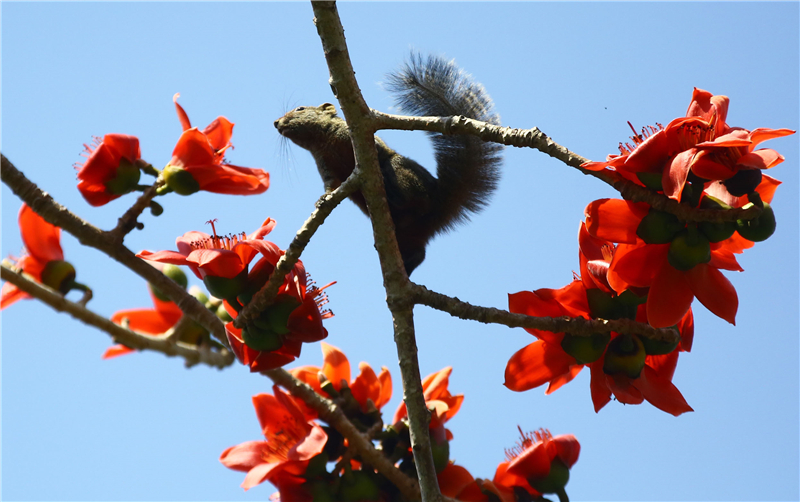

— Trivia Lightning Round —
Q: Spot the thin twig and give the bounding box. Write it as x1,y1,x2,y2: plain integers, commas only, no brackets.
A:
1,264,234,369
1,153,229,347
264,368,422,501
411,282,680,344
234,175,359,328
109,178,165,242
373,111,762,223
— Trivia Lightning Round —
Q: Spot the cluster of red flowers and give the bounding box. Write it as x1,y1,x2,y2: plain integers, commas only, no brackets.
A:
74,93,269,207
505,89,794,416
138,219,334,371
221,344,581,502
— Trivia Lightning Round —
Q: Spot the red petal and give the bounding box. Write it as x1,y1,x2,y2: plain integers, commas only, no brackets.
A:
584,199,648,244
241,461,283,491
438,463,476,498
320,342,350,389
507,441,551,480
608,242,668,290
589,360,612,412
1,281,29,309
737,149,783,170
111,308,178,334
170,128,216,168
288,424,327,461
287,296,327,343
545,364,583,395
607,374,644,405
192,163,270,195
376,367,392,409
686,264,738,325
646,263,694,328
203,116,235,152
662,149,694,200
637,364,693,416
252,393,296,436
504,341,576,392
677,308,694,352
77,181,118,207
19,204,63,262
173,93,192,131
102,133,141,162
552,434,581,468
102,344,135,359
350,363,380,411
186,248,246,279
219,440,270,471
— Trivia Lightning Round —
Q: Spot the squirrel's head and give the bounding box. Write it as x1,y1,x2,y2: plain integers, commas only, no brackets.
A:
274,103,345,151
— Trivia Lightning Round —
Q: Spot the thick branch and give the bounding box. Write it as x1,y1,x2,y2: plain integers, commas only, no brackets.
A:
1,153,229,347
411,283,680,344
264,368,422,501
1,264,234,369
373,112,761,223
311,3,441,501
234,175,359,328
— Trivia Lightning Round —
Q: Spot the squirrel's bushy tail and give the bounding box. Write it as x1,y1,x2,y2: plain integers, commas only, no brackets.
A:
386,53,503,233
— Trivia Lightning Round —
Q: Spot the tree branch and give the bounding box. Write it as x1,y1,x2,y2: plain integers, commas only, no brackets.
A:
233,175,359,329
373,112,761,223
1,264,234,369
411,282,680,344
1,153,229,347
310,3,442,501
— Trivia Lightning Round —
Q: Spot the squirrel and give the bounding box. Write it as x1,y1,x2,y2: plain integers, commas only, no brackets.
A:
274,53,502,275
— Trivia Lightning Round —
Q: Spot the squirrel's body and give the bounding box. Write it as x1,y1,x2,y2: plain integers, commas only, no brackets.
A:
274,54,502,275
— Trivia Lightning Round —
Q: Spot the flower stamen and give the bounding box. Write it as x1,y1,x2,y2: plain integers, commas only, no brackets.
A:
504,427,552,462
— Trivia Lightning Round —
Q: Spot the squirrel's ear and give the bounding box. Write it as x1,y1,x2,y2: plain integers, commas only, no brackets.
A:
320,103,337,115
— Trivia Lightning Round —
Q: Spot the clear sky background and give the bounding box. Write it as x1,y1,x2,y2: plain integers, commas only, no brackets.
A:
2,3,798,501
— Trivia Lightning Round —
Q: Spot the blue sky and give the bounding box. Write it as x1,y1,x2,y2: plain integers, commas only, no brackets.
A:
2,2,798,501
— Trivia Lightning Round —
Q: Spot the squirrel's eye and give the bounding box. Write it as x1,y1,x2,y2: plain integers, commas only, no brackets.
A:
295,106,305,112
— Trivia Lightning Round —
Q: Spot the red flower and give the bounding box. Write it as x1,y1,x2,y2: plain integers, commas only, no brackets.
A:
138,219,332,372
505,278,694,416
585,197,745,328
503,429,579,501
103,289,183,359
290,342,392,418
220,387,327,495
138,218,280,286
583,88,794,200
223,258,333,373
393,366,463,427
441,430,581,502
1,204,73,309
163,94,269,196
75,134,143,206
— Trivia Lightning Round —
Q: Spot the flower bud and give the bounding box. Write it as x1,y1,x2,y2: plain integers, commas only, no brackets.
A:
104,157,141,195
668,226,710,271
241,324,283,352
640,333,680,356
150,264,188,302
202,269,248,300
339,470,380,502
637,209,684,244
561,332,611,364
723,168,762,197
635,172,663,191
736,202,776,242
40,260,76,294
527,458,571,496
162,164,200,196
603,334,646,379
